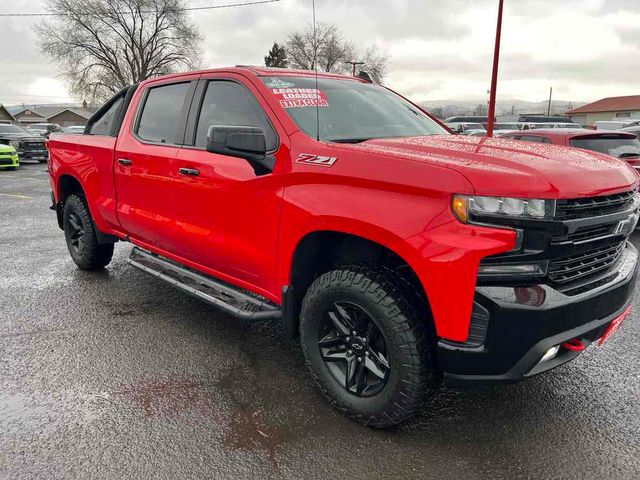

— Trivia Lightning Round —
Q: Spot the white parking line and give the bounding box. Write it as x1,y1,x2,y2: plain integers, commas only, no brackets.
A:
0,193,32,199
0,175,48,182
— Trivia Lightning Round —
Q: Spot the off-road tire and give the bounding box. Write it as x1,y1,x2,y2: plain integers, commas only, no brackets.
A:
63,194,114,270
300,264,436,428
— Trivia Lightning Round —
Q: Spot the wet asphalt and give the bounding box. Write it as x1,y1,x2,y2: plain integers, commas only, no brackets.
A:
1,162,639,480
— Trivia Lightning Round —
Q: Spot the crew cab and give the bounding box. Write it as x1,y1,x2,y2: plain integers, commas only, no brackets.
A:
48,67,639,428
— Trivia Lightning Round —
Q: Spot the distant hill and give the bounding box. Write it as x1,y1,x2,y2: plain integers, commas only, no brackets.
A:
420,99,587,119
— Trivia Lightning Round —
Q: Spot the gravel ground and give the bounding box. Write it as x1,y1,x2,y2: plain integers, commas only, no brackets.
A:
1,163,639,479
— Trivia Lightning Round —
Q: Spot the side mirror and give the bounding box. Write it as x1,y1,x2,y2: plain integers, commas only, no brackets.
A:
206,125,275,175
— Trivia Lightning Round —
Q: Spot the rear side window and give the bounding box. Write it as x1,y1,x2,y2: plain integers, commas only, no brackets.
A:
570,135,640,158
89,96,123,136
136,82,191,144
519,135,550,143
194,81,278,150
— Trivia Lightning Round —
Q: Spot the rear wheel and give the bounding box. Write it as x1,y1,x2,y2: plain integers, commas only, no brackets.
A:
63,194,114,270
300,264,435,428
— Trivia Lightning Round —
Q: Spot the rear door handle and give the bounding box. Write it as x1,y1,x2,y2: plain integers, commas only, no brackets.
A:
118,158,132,166
179,167,200,176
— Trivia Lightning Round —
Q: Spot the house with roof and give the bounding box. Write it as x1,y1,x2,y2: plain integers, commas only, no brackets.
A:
566,95,640,126
11,105,95,127
0,104,16,124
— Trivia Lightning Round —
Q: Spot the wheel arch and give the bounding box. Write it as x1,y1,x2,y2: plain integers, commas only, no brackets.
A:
282,228,433,338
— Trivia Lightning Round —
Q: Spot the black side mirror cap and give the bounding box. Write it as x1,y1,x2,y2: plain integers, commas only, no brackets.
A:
206,125,275,175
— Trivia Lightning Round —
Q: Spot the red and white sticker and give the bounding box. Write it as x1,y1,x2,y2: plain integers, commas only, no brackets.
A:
272,88,329,109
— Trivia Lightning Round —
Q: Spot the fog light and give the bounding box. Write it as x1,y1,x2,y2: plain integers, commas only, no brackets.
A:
540,345,560,363
478,262,546,277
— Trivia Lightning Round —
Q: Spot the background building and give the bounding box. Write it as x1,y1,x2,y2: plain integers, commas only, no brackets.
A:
10,105,95,127
0,105,16,124
566,95,640,126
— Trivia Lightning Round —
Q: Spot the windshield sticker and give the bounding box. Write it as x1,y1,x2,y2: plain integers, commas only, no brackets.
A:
264,78,296,89
272,88,329,108
296,153,338,167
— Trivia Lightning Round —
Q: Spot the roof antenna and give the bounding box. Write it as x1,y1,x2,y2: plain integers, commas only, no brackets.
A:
312,0,320,141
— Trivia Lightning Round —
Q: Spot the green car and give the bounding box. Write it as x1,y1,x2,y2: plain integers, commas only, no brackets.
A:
0,144,19,170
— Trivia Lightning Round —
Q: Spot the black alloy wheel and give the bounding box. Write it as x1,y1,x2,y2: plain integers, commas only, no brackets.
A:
67,210,86,257
318,301,390,397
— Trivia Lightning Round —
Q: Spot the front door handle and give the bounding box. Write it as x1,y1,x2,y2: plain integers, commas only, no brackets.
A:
118,158,132,166
179,167,200,176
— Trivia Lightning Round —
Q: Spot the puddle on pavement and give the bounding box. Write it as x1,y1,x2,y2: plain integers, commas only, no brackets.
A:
111,375,285,469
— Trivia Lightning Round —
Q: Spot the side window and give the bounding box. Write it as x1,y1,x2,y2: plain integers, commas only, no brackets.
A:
541,137,552,144
195,81,278,150
89,96,124,136
136,82,190,144
520,135,544,143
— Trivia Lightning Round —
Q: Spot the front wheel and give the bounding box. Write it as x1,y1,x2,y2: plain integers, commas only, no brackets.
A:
63,194,114,270
300,265,435,428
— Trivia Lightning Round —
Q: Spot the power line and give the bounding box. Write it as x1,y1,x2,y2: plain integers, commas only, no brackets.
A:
0,0,282,17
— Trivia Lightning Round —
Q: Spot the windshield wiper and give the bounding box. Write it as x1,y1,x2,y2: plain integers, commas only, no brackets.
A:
327,138,373,144
618,152,640,158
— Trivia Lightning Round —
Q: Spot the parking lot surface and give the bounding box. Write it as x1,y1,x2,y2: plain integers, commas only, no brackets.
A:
1,163,639,479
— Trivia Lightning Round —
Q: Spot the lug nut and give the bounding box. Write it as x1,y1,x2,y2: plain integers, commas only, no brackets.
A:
352,331,357,336
346,337,351,342
357,357,362,362
348,350,353,355
365,351,369,356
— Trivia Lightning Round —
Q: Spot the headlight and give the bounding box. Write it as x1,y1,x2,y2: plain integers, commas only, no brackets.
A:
9,140,20,149
452,194,554,223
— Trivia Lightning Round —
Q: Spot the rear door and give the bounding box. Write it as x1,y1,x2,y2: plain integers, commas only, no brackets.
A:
114,78,196,250
169,75,286,295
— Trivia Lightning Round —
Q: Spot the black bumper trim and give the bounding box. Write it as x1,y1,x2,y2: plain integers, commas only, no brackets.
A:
443,300,630,387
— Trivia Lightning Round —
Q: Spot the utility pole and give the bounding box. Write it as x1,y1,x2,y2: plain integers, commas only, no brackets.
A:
547,86,553,116
345,61,365,77
486,0,504,137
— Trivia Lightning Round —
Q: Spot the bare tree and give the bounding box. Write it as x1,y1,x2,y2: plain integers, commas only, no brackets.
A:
284,22,388,83
360,45,388,84
36,0,203,102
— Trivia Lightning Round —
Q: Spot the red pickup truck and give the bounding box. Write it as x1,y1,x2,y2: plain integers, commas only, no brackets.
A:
48,67,639,427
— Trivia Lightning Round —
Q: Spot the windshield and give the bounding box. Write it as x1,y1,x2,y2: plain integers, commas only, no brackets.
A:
0,124,31,135
570,135,640,158
462,123,485,130
261,76,447,142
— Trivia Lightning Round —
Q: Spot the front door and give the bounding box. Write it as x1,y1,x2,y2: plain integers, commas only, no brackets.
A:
170,77,285,295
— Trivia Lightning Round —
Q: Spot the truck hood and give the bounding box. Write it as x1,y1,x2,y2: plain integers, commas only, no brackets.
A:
347,135,638,198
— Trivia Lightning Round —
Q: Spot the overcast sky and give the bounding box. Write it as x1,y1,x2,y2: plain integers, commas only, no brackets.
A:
2,0,640,106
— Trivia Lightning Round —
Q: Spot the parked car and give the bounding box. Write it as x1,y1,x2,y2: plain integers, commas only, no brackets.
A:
47,67,639,428
594,120,640,131
444,115,495,123
551,122,582,129
619,125,640,138
0,124,48,163
517,115,572,123
500,129,640,171
26,122,63,138
445,122,486,134
0,144,19,170
63,125,86,134
516,122,550,130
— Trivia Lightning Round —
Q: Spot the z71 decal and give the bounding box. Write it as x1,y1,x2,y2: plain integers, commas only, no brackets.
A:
296,153,338,167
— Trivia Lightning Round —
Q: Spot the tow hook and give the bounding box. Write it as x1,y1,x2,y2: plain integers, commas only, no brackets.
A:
562,338,586,352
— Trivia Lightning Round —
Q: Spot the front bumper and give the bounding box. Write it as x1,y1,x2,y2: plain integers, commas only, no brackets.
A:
17,149,48,161
439,242,638,386
0,154,19,168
